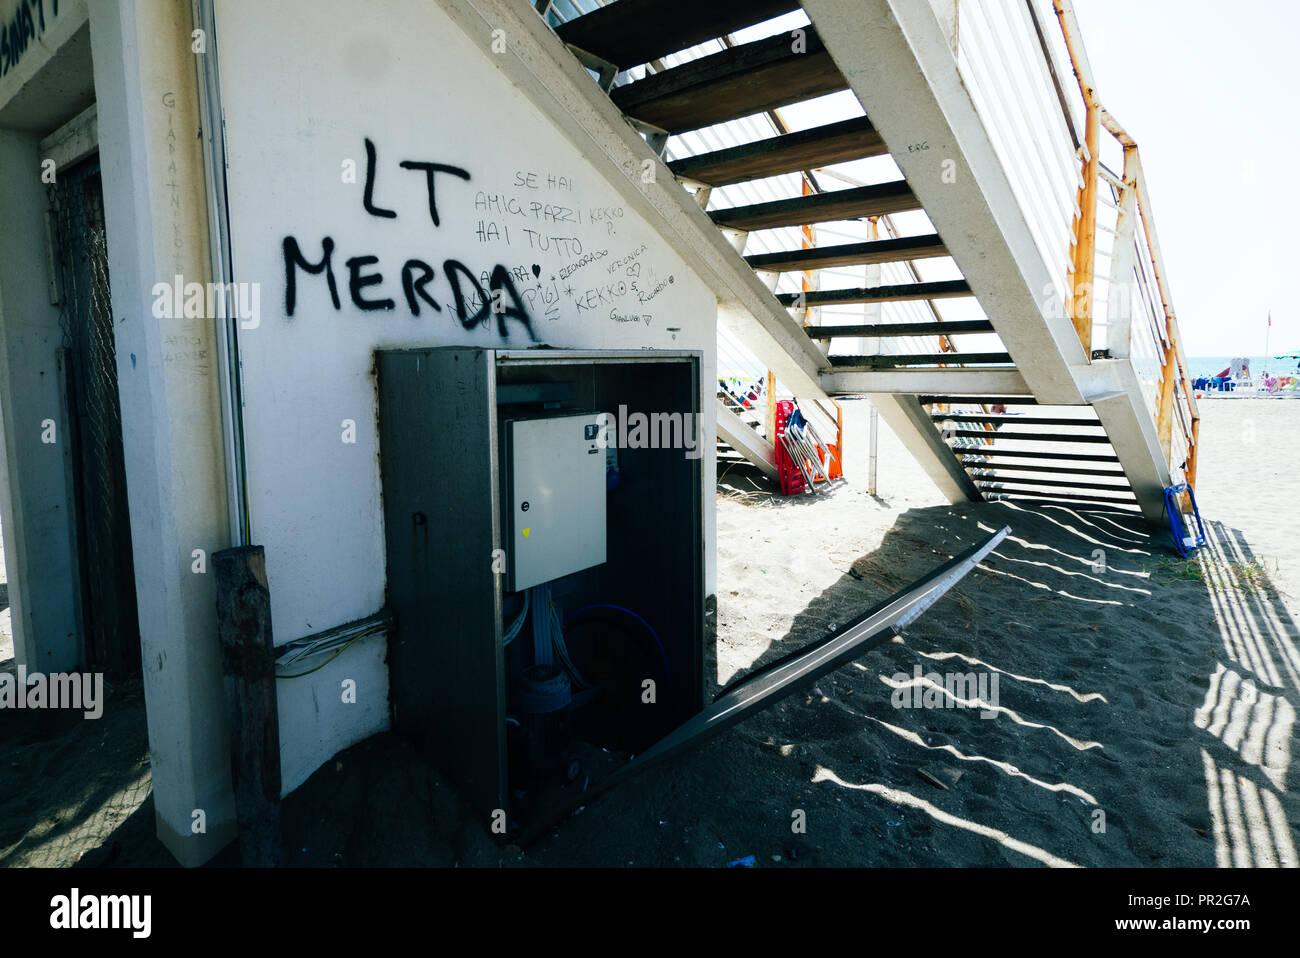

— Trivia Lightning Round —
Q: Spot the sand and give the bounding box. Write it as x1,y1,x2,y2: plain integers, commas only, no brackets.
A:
2,397,1297,867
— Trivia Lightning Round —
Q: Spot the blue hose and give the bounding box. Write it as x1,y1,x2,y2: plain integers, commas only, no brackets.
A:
563,603,672,686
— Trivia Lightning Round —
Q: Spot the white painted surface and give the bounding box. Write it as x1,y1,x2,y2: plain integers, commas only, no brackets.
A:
503,413,607,592
88,0,237,864
804,0,1088,403
0,130,82,673
442,0,828,400
214,0,718,793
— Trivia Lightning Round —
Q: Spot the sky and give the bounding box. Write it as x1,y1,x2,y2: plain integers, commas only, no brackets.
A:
1073,0,1300,358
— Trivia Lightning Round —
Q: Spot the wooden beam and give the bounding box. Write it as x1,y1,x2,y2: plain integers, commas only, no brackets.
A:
933,415,1104,427
952,448,1119,463
669,116,885,186
947,430,1112,443
778,279,972,308
610,30,846,133
805,318,991,339
972,476,1133,493
802,0,1089,402
829,352,1013,368
982,489,1141,508
919,395,1039,406
555,0,801,69
746,234,948,272
962,462,1126,478
213,545,283,867
712,180,918,231
39,104,98,174
822,367,1030,396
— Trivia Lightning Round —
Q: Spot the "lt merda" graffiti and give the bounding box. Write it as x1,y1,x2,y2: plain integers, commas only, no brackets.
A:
282,137,537,341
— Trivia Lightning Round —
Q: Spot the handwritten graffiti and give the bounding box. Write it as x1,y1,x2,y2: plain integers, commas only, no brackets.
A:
513,170,573,192
280,138,537,340
0,0,59,79
632,273,674,304
558,249,608,281
573,281,626,313
473,192,580,225
607,244,647,275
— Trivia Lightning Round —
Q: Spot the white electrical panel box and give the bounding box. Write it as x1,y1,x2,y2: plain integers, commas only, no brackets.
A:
502,413,607,591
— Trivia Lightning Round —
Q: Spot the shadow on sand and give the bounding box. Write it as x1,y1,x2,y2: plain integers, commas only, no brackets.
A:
7,496,1298,867
526,497,1299,867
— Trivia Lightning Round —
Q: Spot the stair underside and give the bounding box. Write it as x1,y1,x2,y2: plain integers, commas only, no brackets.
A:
546,1,1151,516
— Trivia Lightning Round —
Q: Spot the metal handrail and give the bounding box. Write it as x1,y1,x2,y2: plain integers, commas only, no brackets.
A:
1049,0,1199,490
955,0,1199,490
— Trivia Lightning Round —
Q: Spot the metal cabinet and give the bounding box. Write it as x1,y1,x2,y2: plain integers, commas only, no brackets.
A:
376,348,705,827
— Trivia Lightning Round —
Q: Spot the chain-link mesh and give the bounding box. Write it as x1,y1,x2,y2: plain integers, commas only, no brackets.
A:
49,161,140,677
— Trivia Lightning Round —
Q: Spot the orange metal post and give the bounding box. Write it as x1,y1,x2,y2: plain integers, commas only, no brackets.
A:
1156,344,1176,462
1069,104,1100,352
828,401,843,480
1185,416,1200,491
1056,0,1100,355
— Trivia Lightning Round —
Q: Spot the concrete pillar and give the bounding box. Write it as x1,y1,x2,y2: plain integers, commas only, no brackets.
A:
928,0,960,55
88,0,236,865
0,131,82,673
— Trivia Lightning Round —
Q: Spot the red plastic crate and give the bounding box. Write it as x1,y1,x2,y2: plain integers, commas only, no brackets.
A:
774,400,806,495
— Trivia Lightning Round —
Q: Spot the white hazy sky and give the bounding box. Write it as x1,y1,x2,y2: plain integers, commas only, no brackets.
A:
1075,0,1300,358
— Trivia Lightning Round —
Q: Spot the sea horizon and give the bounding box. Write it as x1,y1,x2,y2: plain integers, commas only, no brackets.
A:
1187,354,1300,380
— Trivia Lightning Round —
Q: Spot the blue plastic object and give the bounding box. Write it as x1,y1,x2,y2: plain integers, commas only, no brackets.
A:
564,603,672,686
1163,483,1206,558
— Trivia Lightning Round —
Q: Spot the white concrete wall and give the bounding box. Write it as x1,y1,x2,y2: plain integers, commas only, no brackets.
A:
0,1,92,674
88,0,236,866
0,129,81,673
212,0,719,795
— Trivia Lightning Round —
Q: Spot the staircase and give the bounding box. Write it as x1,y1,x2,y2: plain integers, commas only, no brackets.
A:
530,0,1197,525
929,397,1136,511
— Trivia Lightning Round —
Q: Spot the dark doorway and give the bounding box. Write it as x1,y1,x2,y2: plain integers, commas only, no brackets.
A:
49,156,141,677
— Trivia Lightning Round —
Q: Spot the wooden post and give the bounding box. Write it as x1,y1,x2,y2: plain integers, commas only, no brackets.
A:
213,545,282,866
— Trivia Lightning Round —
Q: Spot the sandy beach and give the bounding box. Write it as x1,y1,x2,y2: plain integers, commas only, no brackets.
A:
2,397,1297,867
